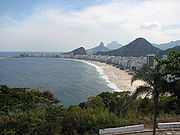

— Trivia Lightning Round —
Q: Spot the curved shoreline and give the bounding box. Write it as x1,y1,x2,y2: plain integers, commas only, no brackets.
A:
74,59,121,92
63,58,144,93
62,58,121,92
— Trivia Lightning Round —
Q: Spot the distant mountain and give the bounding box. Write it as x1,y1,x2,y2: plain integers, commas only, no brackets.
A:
87,42,111,54
156,46,180,57
96,38,161,57
68,47,87,55
106,41,123,50
152,40,180,50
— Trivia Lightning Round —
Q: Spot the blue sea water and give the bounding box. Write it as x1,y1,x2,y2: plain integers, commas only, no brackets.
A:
0,52,113,107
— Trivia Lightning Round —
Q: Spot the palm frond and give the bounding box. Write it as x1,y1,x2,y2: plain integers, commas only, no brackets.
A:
131,65,154,86
132,85,153,100
144,91,152,98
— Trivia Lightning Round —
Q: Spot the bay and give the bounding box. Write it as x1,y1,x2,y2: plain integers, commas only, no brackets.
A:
0,53,113,107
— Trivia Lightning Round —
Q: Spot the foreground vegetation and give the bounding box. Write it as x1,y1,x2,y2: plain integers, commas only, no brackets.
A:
0,51,179,135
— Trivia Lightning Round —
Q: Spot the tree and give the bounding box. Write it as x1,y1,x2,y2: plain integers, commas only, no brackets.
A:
98,91,131,115
0,85,63,135
62,105,95,135
156,50,180,97
131,65,166,135
131,50,180,135
79,96,105,109
0,85,59,115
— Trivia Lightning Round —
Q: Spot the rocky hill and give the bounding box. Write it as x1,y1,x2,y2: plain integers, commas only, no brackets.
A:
156,46,180,57
106,41,123,50
87,42,111,54
96,38,161,57
152,40,180,50
67,47,87,55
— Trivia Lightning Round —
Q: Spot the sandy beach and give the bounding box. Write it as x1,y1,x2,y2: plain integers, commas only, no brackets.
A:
80,60,145,93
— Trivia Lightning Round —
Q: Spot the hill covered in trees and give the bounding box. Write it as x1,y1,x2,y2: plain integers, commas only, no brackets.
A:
96,38,161,57
66,47,87,55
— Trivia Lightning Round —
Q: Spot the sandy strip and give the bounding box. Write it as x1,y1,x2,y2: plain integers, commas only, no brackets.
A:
79,60,145,93
62,58,145,93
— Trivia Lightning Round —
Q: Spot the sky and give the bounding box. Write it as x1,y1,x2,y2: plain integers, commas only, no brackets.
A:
0,0,180,52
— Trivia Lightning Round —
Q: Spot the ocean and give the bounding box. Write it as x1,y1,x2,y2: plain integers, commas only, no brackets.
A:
0,52,114,107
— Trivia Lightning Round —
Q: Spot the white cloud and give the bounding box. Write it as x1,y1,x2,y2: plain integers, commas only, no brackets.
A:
0,0,180,51
139,22,161,30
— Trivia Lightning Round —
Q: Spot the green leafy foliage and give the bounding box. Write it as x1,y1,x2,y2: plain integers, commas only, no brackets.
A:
131,50,180,135
156,50,180,96
0,85,63,135
159,95,180,114
0,85,179,135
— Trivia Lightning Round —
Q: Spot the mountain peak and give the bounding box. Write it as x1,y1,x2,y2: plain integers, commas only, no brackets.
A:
111,41,118,43
87,42,110,54
96,37,160,57
129,37,151,48
107,41,123,50
152,40,180,50
110,41,119,44
70,47,87,55
134,37,148,43
136,37,145,40
99,42,105,47
170,41,174,43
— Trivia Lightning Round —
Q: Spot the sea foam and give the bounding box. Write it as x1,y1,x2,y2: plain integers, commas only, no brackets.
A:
65,58,121,92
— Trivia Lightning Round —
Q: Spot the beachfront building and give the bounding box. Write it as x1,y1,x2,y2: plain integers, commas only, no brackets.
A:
23,52,147,71
56,54,147,70
146,54,155,67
